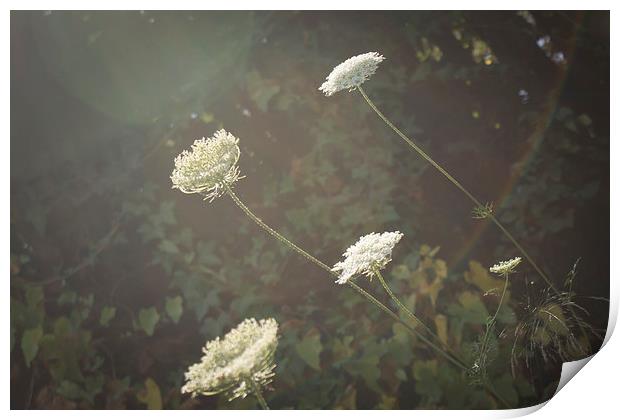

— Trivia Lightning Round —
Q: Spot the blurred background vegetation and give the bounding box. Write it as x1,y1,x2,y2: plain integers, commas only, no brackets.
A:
11,10,609,409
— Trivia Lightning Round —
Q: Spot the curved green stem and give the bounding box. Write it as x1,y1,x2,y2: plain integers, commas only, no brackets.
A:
357,85,592,351
347,280,467,371
225,186,333,273
225,186,462,365
248,378,269,410
492,273,510,324
480,274,509,360
373,268,439,343
357,86,553,292
224,185,511,408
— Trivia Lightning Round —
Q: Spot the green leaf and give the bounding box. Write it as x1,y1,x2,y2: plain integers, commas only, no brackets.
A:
57,380,84,401
165,296,183,324
447,291,490,325
158,239,179,254
413,360,442,402
58,290,77,305
138,307,160,336
21,326,43,367
137,377,162,409
464,261,504,294
295,329,322,370
25,286,44,308
344,340,386,392
99,306,117,327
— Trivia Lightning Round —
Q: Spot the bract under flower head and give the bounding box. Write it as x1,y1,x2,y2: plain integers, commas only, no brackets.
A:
333,231,403,284
170,129,242,201
319,52,385,96
182,318,278,401
490,257,522,275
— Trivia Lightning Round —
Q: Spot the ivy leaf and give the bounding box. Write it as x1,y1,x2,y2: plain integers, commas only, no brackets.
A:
99,306,117,327
295,329,322,370
21,326,43,367
447,292,489,325
158,239,179,254
138,307,160,336
165,296,183,324
332,335,354,364
464,261,504,294
57,290,77,305
25,286,44,308
345,341,385,392
413,360,442,403
57,380,85,401
137,377,162,409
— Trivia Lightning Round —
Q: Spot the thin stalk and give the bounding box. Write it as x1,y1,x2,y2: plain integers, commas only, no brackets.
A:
225,186,333,273
373,268,439,343
223,185,511,408
355,274,510,408
357,86,553,292
493,273,510,324
480,274,509,358
347,281,468,371
248,378,269,410
225,185,462,367
357,86,591,350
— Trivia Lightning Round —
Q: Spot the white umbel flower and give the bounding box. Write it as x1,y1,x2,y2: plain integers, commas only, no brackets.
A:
489,257,522,275
182,318,278,401
319,52,385,96
333,231,403,284
170,129,242,201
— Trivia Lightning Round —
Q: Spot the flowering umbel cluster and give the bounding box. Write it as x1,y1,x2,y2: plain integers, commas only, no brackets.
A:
490,257,522,275
170,129,242,201
182,318,279,401
333,231,403,284
319,52,385,96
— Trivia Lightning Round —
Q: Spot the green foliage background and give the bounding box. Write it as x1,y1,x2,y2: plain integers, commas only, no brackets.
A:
10,11,609,409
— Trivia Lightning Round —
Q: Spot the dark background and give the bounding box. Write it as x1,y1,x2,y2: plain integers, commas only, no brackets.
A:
11,11,609,409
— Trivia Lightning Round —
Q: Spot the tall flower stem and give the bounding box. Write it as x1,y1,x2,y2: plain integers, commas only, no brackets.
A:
480,274,510,360
357,86,591,350
248,377,269,410
225,186,333,273
493,274,510,325
475,273,510,390
373,268,438,343
348,280,467,371
357,86,553,293
224,185,511,408
225,186,460,365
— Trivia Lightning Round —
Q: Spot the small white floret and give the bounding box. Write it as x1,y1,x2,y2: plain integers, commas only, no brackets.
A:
333,231,403,284
489,257,522,275
171,129,242,201
181,318,278,401
319,52,385,96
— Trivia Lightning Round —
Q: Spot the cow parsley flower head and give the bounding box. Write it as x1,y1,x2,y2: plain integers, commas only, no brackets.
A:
490,257,522,275
333,231,403,284
181,318,278,401
319,52,385,96
170,129,242,201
